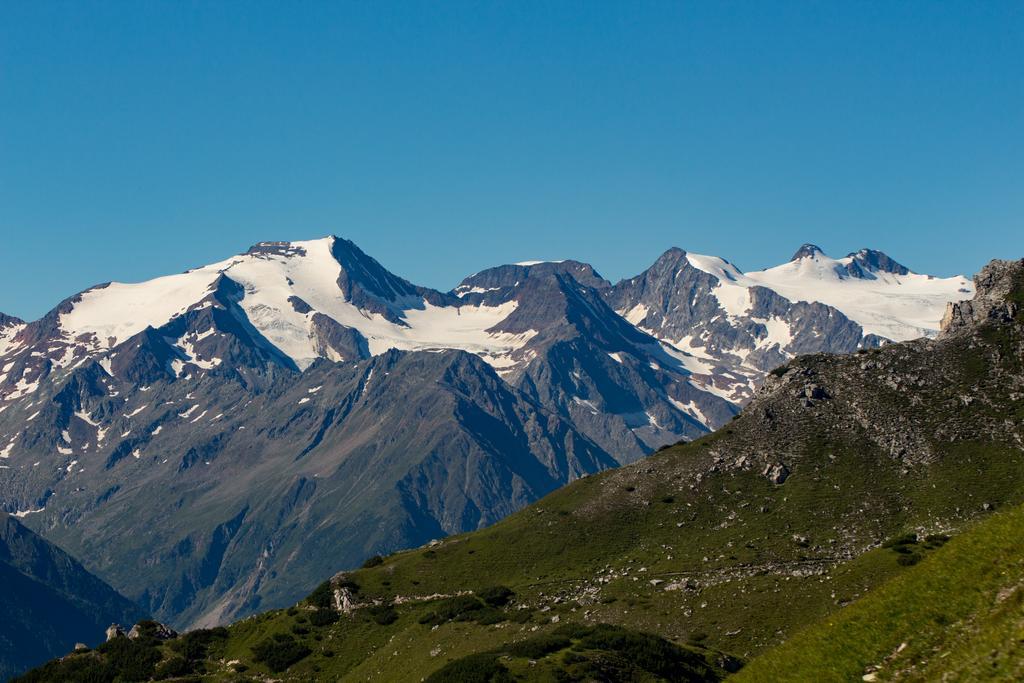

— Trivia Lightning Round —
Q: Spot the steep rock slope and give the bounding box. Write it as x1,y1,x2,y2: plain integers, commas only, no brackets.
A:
455,260,737,455
0,513,144,680
0,345,616,629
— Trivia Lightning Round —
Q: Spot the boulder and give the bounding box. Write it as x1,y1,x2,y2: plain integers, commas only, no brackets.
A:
127,620,178,641
763,462,791,485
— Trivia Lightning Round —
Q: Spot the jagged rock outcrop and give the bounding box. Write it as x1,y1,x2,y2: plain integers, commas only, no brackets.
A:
941,258,1024,334
127,621,178,641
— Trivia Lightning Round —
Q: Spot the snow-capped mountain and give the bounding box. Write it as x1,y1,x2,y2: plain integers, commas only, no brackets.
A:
0,235,971,628
608,243,972,402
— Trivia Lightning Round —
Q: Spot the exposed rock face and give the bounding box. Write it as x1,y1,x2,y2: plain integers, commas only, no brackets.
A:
791,243,825,260
0,347,620,629
605,247,888,403
127,621,178,641
844,248,911,277
941,259,1024,334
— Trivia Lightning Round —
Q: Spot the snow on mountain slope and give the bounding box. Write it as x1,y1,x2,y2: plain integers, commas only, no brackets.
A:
677,245,971,342
204,238,530,366
1,238,973,417
606,244,972,406
745,245,973,341
0,315,24,358
59,264,230,348
57,237,534,370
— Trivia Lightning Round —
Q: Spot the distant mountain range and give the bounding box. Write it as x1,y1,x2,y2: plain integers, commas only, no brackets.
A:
0,237,971,630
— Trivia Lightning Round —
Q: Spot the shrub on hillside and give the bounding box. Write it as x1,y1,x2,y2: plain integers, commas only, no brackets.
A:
361,554,385,568
477,585,515,607
307,581,334,610
309,608,339,627
169,627,228,661
367,605,399,625
419,595,487,626
95,636,163,681
251,633,312,672
505,634,571,659
154,656,193,678
424,653,514,683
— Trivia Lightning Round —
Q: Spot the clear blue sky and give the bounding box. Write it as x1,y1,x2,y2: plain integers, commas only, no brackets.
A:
2,2,1021,321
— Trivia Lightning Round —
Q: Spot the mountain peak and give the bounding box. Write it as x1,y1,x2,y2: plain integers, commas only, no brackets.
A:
845,248,910,276
790,243,825,261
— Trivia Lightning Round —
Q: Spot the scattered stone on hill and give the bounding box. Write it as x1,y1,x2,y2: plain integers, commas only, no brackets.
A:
105,624,125,641
127,621,178,641
763,462,790,485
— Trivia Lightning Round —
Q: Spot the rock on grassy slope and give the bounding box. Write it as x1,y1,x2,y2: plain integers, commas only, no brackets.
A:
16,258,1024,681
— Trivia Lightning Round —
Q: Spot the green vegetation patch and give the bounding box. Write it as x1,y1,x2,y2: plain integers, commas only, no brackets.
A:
426,623,737,682
735,502,1024,682
250,632,312,672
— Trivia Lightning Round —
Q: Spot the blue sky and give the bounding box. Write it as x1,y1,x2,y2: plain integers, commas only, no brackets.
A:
1,1,1021,321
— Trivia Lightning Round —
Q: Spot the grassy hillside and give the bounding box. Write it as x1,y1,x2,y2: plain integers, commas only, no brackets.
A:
735,501,1024,682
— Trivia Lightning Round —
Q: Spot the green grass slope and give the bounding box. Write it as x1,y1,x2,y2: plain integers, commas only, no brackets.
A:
735,501,1024,682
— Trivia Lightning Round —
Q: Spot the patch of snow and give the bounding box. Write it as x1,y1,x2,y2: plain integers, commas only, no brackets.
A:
74,409,100,426
178,405,200,419
752,317,793,350
668,397,710,429
623,304,649,325
571,397,599,414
